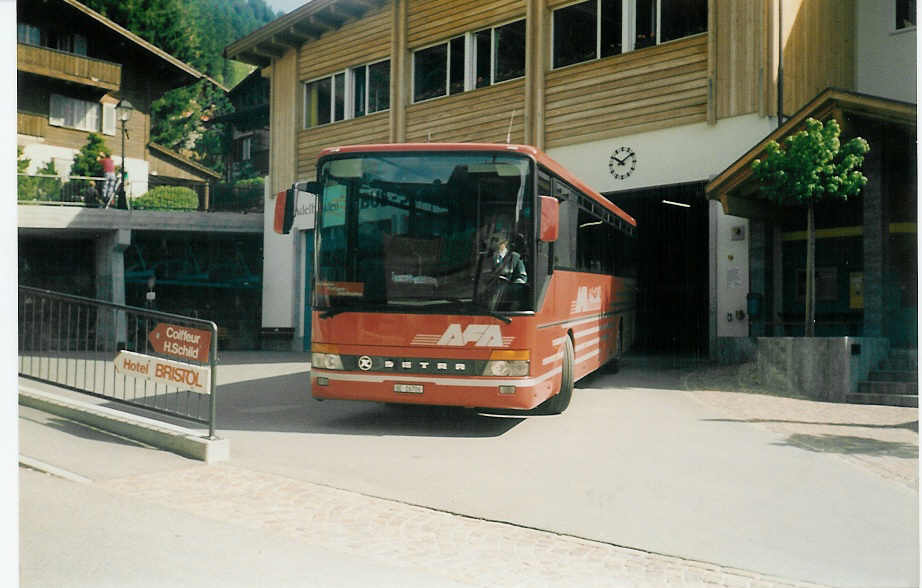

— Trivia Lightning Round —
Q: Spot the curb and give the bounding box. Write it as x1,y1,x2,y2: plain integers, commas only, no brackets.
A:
19,385,230,463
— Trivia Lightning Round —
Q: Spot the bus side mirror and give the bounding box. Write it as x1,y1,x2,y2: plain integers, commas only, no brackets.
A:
539,195,559,242
274,188,295,234
295,181,320,194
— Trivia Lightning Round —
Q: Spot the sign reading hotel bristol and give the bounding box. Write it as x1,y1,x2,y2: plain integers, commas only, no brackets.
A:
115,350,211,395
148,322,212,362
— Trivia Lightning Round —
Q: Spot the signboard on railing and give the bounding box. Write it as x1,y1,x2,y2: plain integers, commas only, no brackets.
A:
114,350,211,395
147,322,212,362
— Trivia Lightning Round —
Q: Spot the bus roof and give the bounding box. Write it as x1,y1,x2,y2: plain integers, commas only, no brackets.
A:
316,143,637,227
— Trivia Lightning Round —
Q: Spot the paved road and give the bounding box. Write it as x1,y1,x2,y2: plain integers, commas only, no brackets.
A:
18,352,920,587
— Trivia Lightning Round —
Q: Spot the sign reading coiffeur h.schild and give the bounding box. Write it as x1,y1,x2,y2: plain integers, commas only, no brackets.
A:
114,350,211,394
147,322,212,363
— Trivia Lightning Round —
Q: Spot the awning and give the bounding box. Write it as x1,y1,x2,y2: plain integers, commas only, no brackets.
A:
705,88,916,220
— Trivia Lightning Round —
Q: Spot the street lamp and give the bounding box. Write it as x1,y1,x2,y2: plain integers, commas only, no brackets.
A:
115,99,133,208
146,274,156,309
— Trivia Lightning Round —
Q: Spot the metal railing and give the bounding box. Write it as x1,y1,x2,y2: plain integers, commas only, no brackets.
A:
17,173,110,206
18,286,219,437
17,172,264,214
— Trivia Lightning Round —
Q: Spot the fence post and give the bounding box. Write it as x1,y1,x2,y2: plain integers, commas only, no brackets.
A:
208,321,218,439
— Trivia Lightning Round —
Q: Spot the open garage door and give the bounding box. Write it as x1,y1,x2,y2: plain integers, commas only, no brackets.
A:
607,182,709,357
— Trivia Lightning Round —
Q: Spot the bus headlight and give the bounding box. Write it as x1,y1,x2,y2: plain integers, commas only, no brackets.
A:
311,344,344,370
483,360,529,377
311,353,344,370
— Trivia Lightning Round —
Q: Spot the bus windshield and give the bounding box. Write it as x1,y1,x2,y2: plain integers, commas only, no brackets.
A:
313,151,534,314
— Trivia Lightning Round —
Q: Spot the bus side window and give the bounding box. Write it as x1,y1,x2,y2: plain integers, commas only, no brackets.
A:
549,178,577,270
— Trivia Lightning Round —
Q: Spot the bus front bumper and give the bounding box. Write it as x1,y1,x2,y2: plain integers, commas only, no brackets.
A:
310,368,560,410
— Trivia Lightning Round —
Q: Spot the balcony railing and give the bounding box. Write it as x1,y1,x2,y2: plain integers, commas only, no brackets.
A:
18,43,121,91
17,172,263,214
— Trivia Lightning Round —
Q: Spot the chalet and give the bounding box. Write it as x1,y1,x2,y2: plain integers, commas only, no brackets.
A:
17,0,224,197
209,69,271,182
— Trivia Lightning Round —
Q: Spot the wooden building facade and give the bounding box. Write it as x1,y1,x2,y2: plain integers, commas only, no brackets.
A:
228,0,916,360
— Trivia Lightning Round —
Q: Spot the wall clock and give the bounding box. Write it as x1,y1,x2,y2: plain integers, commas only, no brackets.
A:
608,146,637,180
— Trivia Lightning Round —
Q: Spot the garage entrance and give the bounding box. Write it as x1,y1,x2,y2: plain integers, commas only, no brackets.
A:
607,182,709,357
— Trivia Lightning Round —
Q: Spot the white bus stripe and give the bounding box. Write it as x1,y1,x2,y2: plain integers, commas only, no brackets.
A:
574,338,600,352
542,351,563,365
574,348,600,365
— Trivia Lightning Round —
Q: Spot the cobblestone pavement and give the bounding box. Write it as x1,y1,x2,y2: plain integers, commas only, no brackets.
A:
100,464,829,588
682,362,919,490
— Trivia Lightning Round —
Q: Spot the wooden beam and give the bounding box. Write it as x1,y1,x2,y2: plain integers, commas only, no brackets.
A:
251,45,284,60
272,32,303,49
285,26,313,42
293,21,325,38
238,51,271,68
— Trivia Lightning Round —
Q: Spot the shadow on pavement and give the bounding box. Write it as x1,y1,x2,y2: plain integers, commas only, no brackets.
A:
774,433,919,459
213,371,524,438
703,418,919,432
20,411,148,448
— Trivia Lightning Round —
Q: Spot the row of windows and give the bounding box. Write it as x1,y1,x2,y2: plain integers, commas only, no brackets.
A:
553,0,707,68
413,19,526,102
304,59,390,128
302,1,705,127
18,23,88,56
539,170,637,277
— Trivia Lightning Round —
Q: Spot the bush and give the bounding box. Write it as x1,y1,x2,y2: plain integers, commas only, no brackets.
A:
234,176,264,189
132,186,199,210
18,160,62,202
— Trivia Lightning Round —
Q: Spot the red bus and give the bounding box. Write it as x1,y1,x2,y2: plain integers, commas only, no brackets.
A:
297,143,637,414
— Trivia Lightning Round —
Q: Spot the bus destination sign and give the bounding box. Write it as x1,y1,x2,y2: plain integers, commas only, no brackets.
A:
148,322,212,362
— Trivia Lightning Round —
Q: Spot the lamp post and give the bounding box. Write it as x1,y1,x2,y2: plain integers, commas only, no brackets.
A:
115,99,133,208
146,274,156,309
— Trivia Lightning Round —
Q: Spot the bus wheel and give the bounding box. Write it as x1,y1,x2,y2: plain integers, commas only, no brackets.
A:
536,337,574,415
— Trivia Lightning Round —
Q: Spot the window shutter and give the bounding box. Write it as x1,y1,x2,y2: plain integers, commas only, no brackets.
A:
49,94,65,127
102,103,116,135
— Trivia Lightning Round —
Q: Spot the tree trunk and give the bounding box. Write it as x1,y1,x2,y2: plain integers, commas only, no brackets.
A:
805,202,816,336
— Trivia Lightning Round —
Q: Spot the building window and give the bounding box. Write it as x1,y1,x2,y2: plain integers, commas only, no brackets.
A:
55,33,88,56
241,136,253,161
367,60,390,114
493,20,526,83
660,0,708,42
304,76,334,128
552,0,707,69
304,59,390,128
49,94,100,132
413,20,527,103
553,1,597,68
18,23,41,46
896,0,916,30
413,40,452,102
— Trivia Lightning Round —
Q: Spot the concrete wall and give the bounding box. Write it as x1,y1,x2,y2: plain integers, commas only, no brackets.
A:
545,114,775,193
855,0,917,103
757,336,890,402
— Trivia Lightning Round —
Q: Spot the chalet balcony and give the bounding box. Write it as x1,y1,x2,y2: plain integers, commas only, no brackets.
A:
17,43,121,92
17,172,263,214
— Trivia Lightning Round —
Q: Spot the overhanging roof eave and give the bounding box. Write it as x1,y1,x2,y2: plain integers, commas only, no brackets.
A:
706,88,916,205
224,0,387,65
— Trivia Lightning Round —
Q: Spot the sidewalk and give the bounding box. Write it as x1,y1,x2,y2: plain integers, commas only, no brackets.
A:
20,353,919,587
682,362,919,490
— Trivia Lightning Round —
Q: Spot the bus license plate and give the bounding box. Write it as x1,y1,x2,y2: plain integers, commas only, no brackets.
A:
394,384,423,394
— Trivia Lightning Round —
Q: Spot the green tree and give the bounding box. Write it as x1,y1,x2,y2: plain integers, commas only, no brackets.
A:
70,132,111,177
751,117,869,336
69,133,113,203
